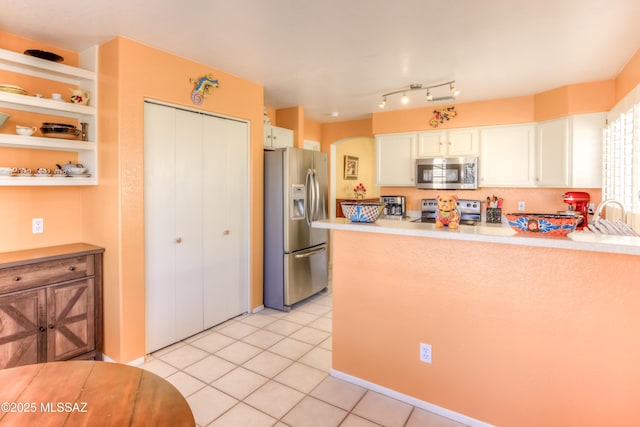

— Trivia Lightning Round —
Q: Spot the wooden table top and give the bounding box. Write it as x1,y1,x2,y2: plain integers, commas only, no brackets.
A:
0,361,195,427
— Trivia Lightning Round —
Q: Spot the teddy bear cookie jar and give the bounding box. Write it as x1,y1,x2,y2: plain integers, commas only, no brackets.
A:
435,194,461,229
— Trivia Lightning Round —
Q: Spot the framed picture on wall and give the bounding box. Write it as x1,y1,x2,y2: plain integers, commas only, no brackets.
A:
344,155,359,180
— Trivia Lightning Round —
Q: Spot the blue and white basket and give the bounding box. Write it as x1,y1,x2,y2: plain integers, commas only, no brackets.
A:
340,202,385,223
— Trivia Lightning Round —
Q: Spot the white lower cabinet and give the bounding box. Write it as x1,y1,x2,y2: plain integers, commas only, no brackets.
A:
376,132,416,186
535,113,606,187
479,124,536,187
144,102,249,353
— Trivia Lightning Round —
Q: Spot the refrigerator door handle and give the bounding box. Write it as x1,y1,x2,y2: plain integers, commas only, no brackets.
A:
305,168,314,226
313,169,321,221
293,245,327,259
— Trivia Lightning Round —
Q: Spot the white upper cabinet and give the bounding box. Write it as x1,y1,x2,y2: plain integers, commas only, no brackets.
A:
568,112,606,188
0,47,98,186
416,128,479,157
303,139,321,151
536,118,569,186
479,124,536,187
376,132,416,186
264,124,293,149
535,113,606,187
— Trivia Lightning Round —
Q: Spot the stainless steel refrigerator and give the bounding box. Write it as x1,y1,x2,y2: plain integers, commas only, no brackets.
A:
264,147,328,311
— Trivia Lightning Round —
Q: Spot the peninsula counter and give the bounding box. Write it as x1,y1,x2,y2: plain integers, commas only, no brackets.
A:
314,218,640,427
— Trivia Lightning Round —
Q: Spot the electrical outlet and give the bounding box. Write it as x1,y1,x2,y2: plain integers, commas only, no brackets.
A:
518,201,525,211
32,218,44,234
420,343,432,363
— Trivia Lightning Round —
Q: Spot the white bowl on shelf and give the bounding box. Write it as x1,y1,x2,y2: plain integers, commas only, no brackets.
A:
16,125,37,136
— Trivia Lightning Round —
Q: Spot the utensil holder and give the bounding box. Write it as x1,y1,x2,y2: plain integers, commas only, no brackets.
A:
486,208,502,223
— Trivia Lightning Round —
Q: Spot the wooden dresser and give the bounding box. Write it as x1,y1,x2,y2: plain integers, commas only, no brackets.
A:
0,243,104,369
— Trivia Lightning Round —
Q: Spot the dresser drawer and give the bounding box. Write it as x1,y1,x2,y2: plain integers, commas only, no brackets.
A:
0,255,93,294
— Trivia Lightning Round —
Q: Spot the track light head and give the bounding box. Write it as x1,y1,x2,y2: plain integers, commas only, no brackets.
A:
379,80,458,108
426,90,433,102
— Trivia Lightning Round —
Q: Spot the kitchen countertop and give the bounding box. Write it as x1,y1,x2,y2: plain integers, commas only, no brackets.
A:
313,217,640,256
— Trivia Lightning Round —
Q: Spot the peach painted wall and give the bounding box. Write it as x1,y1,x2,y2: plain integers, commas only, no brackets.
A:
372,96,536,134
304,117,322,142
534,81,616,122
615,47,640,103
81,36,264,363
332,230,640,427
321,118,373,152
276,106,304,147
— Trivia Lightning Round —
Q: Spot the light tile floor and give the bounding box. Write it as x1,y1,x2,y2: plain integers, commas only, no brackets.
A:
141,291,468,427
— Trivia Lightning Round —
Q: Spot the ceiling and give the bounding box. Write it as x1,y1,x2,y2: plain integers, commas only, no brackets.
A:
2,0,639,122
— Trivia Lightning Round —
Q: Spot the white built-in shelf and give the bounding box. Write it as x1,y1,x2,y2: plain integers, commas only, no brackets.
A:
0,46,98,187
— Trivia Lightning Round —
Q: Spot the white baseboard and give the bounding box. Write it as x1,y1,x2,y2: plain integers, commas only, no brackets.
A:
330,369,495,427
252,305,265,313
101,353,145,367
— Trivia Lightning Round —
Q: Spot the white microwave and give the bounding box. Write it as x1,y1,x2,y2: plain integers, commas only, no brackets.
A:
415,157,478,190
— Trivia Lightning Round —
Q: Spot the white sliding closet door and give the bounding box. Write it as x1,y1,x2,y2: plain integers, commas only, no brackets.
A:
144,102,249,353
174,109,204,338
202,117,249,328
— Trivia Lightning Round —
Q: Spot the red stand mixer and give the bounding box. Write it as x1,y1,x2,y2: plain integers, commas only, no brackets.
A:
561,192,590,230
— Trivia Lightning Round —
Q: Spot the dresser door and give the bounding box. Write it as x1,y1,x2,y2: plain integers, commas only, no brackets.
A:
0,289,46,369
47,279,95,361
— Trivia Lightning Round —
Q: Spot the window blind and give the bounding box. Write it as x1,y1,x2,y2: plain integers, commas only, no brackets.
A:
603,103,640,213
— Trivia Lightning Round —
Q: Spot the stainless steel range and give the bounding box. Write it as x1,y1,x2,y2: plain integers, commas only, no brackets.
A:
413,198,482,225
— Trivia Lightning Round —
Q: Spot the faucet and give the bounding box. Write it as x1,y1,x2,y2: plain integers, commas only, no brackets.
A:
593,199,626,222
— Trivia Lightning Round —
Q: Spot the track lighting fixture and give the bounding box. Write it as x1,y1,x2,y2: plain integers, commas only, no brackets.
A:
378,80,459,108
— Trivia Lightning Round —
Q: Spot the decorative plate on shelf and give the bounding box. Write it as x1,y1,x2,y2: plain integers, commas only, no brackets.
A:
0,84,28,95
24,49,64,62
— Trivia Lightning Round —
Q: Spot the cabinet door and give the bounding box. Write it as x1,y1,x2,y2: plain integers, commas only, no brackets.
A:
571,113,606,188
271,126,294,149
479,124,535,187
448,128,479,156
536,118,569,186
264,124,273,148
47,279,95,361
416,131,447,157
376,133,416,186
0,289,46,369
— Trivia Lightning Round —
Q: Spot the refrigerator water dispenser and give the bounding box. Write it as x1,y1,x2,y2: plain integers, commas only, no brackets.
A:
291,184,305,219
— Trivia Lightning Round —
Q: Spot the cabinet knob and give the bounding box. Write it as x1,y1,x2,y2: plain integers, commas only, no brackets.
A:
13,276,21,282
48,324,54,329
68,266,76,271
223,230,230,235
39,326,46,332
176,237,182,244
